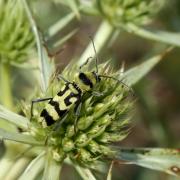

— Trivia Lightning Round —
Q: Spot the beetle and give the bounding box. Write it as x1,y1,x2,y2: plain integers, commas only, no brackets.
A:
31,38,132,129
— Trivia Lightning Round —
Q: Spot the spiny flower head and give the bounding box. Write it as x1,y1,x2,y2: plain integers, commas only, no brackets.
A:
0,0,34,65
23,61,133,166
90,0,165,26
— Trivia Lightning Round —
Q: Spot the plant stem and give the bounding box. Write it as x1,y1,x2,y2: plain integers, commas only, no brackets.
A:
4,157,30,180
0,150,15,179
78,20,114,66
47,12,75,38
22,0,47,92
122,23,180,47
74,164,97,180
0,62,13,110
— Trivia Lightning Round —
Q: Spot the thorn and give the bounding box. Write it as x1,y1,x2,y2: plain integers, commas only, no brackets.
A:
120,61,125,76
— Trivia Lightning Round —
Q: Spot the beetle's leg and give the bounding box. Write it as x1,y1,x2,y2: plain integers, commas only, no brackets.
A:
74,101,82,133
31,97,53,121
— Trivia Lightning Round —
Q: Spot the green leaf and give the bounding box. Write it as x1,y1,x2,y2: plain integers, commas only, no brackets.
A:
74,163,97,180
120,47,172,86
3,157,30,180
0,128,43,146
0,105,29,129
22,0,54,92
123,23,180,47
43,149,61,180
114,147,180,177
67,0,80,19
47,12,75,38
53,28,78,49
107,161,114,180
78,20,114,66
19,152,45,180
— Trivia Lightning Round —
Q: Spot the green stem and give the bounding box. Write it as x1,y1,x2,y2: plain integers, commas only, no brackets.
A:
0,62,13,110
74,163,97,180
43,149,61,180
4,157,30,180
122,23,180,47
22,0,47,92
78,20,114,66
0,149,15,179
47,12,75,38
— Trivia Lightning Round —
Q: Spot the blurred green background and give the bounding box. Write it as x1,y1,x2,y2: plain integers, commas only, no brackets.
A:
9,0,180,179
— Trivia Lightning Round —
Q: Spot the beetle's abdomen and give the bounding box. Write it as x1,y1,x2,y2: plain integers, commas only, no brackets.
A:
40,83,82,127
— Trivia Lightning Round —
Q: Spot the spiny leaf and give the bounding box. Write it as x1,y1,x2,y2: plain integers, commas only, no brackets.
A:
47,12,75,38
78,20,113,66
114,147,180,177
43,149,61,180
0,128,43,146
0,104,29,129
107,161,114,180
19,152,45,180
120,47,173,86
3,157,30,180
74,163,97,180
67,0,80,19
22,0,54,92
124,23,180,47
53,29,78,49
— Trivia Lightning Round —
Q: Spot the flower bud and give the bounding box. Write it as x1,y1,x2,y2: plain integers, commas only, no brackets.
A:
94,0,165,26
97,132,128,143
75,133,91,147
52,148,66,162
77,116,94,130
62,137,75,152
0,0,34,66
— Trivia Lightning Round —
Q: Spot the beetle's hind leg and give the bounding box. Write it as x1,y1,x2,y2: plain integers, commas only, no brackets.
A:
74,101,82,133
30,97,52,121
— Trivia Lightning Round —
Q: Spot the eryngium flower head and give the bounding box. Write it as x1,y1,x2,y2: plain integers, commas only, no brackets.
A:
24,62,133,166
0,0,34,65
93,0,165,26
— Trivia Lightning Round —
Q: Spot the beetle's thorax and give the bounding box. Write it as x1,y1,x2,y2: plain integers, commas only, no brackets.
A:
74,71,100,91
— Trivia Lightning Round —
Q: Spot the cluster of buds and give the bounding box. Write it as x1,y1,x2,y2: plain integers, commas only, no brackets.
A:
0,0,34,65
25,62,133,166
93,0,165,26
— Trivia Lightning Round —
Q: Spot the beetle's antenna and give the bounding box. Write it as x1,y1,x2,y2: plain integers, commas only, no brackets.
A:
89,36,99,74
79,57,93,70
57,74,71,84
99,75,134,95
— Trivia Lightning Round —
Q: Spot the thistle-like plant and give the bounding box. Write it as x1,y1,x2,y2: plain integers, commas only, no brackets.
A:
54,0,180,49
0,0,34,65
24,61,133,165
0,1,180,180
0,43,179,179
91,0,165,26
0,0,34,109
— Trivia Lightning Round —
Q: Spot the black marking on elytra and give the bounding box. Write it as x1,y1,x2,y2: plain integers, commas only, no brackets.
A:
40,109,54,126
57,108,67,118
79,72,93,88
57,83,70,96
64,92,81,106
48,100,66,117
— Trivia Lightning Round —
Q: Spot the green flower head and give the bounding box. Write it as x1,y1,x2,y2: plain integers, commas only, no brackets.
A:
24,61,133,166
0,0,34,66
93,0,165,26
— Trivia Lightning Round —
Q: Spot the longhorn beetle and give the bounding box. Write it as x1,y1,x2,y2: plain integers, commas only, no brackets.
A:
31,37,132,130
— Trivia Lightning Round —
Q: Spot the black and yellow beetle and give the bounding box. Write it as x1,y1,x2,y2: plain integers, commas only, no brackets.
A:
31,38,131,128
